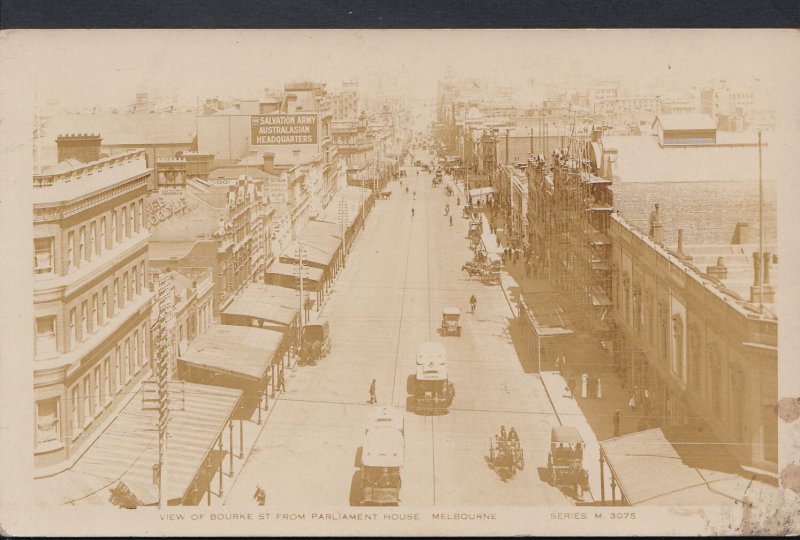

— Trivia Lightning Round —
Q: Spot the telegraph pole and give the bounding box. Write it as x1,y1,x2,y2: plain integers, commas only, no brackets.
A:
757,131,764,313
295,245,307,356
143,273,174,510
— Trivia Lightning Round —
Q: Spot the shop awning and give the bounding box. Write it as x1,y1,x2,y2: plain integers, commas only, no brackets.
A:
265,261,324,283
35,383,242,506
221,283,302,327
599,428,770,506
179,324,284,380
469,187,495,197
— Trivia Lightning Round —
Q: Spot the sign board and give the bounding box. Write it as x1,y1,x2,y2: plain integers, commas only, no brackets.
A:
267,174,289,204
251,114,318,145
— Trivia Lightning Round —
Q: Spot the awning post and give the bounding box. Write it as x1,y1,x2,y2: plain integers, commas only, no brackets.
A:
239,418,244,459
599,452,605,503
218,436,224,498
228,420,234,475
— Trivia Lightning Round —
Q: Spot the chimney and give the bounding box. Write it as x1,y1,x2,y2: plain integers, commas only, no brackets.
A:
56,133,102,163
750,251,776,304
263,152,275,174
648,204,663,244
706,256,728,280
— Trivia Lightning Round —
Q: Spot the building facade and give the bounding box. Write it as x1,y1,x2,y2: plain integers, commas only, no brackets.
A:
33,144,153,472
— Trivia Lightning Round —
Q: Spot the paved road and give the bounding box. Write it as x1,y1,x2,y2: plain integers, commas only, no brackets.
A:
226,149,572,507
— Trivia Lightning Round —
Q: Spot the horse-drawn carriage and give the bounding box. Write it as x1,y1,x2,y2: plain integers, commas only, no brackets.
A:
300,317,331,366
546,426,590,500
488,429,524,479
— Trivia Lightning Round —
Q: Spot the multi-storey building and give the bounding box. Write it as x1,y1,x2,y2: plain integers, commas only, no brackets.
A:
33,138,153,473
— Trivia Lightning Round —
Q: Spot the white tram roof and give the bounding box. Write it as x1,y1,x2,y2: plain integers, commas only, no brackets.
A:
366,406,404,434
415,341,447,366
362,429,404,468
416,361,448,381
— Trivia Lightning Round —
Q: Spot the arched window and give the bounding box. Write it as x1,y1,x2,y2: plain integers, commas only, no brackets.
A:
671,315,684,383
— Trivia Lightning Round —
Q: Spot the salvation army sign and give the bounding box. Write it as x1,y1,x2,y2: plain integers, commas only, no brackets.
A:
251,114,318,145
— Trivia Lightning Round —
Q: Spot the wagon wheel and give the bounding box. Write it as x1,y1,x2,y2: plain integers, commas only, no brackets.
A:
489,443,496,466
515,447,525,471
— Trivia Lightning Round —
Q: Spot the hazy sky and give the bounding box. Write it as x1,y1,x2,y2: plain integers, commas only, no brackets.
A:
5,29,796,111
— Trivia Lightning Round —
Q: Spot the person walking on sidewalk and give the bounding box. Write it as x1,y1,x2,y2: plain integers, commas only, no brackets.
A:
277,370,286,393
470,294,477,314
628,393,637,411
369,379,377,404
496,236,501,248
613,409,621,437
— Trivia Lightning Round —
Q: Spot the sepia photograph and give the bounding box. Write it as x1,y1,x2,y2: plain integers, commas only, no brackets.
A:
0,27,799,536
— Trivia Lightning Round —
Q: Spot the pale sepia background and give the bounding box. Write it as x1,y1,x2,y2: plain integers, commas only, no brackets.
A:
1,29,799,536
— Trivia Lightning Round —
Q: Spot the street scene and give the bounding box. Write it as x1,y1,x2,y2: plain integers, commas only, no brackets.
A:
21,31,792,522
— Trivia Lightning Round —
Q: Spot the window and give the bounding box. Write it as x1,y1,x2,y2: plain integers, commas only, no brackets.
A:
103,357,111,405
70,385,79,439
101,287,109,322
91,294,99,331
34,237,54,275
82,375,91,427
133,201,140,233
114,278,120,312
127,206,133,238
139,265,145,295
89,222,97,259
132,265,139,295
99,217,106,254
115,345,123,392
127,338,134,379
35,316,57,356
123,271,129,303
111,211,117,244
140,327,147,367
133,330,140,371
36,398,60,446
69,308,77,349
81,301,88,341
121,206,127,239
78,227,86,264
138,201,144,231
124,339,131,383
67,231,74,269
93,366,101,415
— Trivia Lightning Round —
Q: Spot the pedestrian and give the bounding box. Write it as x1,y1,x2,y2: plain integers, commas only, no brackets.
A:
496,237,501,248
470,294,477,314
277,370,286,393
596,376,603,399
628,393,637,411
254,485,266,506
369,379,377,404
581,373,588,398
568,375,577,397
613,409,621,437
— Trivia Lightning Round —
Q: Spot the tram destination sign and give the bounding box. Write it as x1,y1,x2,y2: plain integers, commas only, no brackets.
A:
251,114,318,145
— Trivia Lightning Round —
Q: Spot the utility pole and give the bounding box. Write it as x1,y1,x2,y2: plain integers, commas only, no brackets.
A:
142,273,174,510
338,199,348,267
295,245,307,356
757,131,764,313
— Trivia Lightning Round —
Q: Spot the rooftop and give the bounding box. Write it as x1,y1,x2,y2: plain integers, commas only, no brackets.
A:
654,113,716,131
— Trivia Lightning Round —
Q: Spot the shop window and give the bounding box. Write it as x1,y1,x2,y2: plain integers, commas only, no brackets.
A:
34,237,54,275
35,316,57,356
36,398,60,447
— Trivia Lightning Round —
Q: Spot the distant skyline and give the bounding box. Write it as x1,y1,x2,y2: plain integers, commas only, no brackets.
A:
14,30,795,114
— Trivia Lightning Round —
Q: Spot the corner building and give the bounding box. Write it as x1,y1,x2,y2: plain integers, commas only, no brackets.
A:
33,139,153,473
